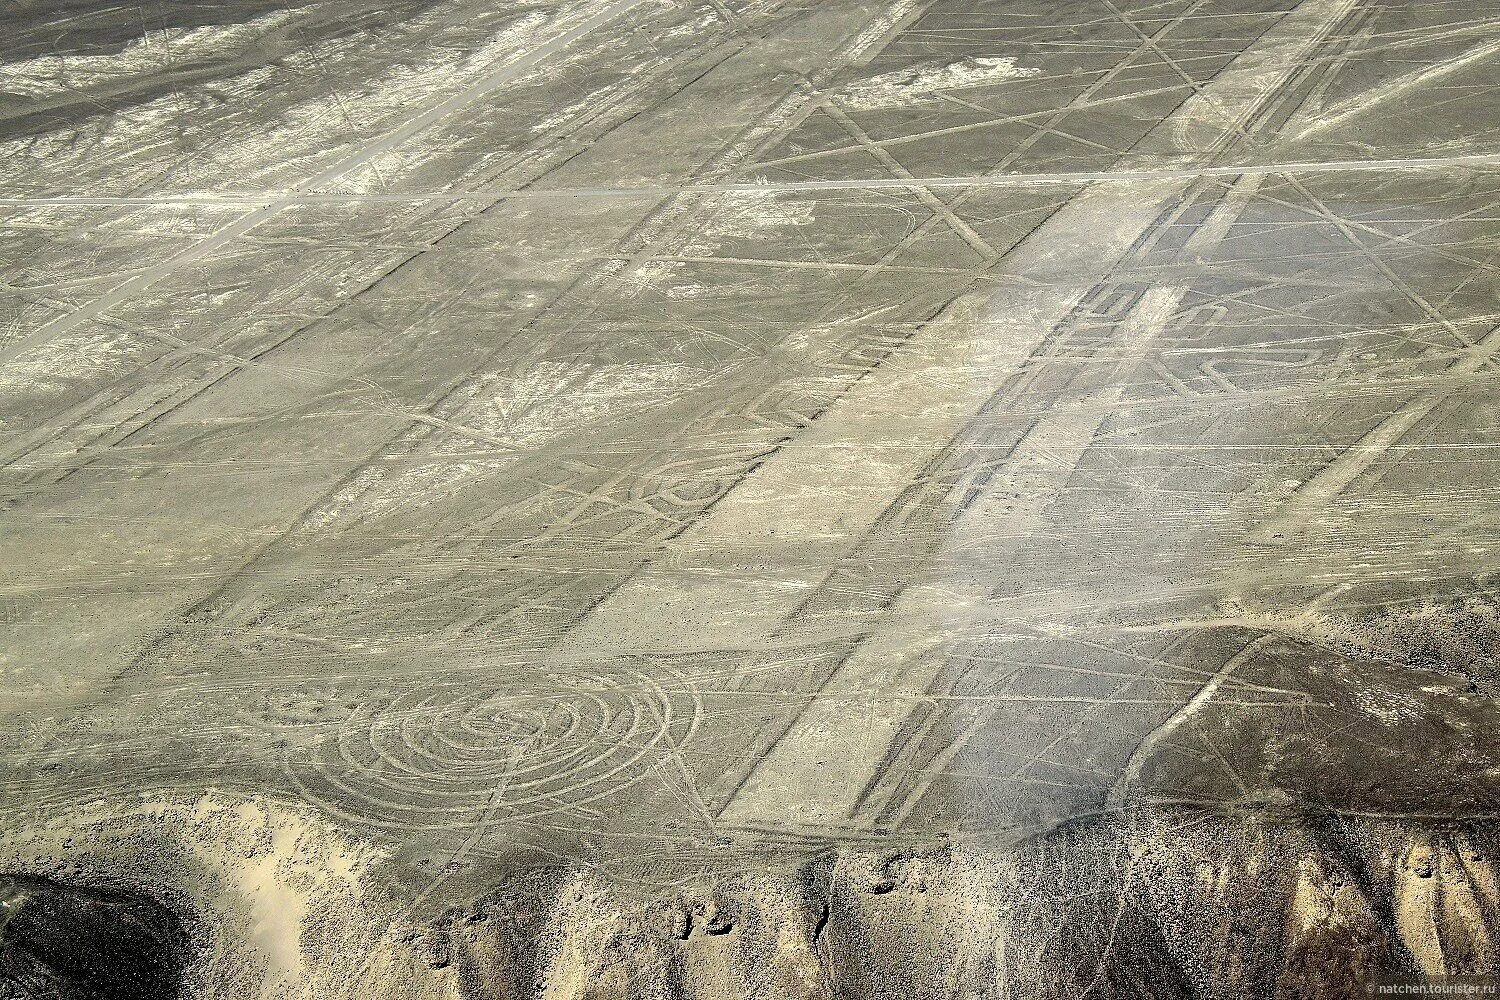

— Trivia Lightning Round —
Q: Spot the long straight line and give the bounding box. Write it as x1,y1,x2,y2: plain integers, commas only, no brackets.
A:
7,151,1498,212
0,0,647,367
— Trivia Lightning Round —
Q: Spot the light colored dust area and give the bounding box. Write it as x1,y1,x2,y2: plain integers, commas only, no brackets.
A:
838,57,1042,110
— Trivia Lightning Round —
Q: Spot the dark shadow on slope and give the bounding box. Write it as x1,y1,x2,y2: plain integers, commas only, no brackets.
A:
0,874,192,1000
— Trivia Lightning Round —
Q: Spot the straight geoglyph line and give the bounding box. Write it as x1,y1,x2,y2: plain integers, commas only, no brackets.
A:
0,0,648,367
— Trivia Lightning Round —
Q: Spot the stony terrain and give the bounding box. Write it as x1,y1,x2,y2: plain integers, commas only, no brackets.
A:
2,0,1500,996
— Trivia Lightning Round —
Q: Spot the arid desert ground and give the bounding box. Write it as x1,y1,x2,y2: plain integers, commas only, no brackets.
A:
3,0,1500,996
